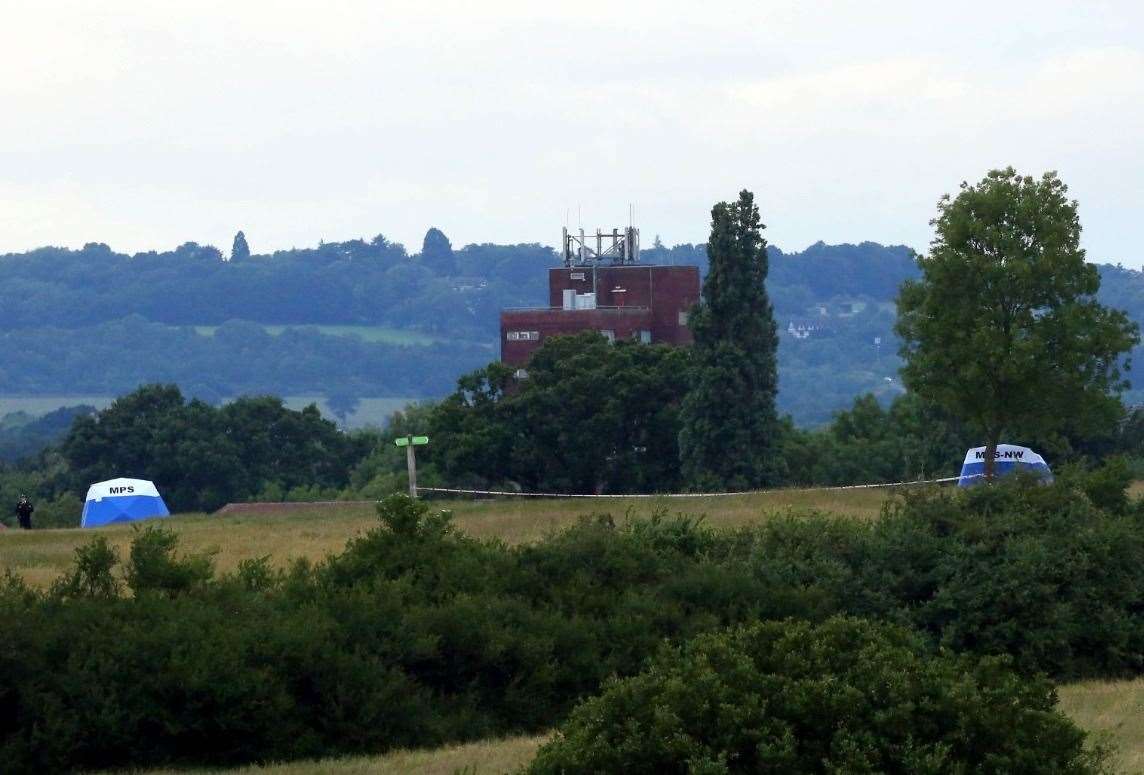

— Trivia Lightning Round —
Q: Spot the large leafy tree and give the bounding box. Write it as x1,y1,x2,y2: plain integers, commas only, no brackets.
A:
510,334,690,493
426,333,689,493
679,190,782,490
61,385,367,511
896,168,1138,477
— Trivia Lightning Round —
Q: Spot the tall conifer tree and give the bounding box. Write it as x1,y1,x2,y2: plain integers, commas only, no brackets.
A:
679,190,782,489
230,230,251,262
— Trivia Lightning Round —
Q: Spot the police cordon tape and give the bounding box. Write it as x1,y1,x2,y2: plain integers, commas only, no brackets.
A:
419,473,977,500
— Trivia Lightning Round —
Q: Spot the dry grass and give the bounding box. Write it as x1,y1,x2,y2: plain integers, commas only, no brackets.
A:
132,734,547,774
0,487,896,589
1059,678,1144,773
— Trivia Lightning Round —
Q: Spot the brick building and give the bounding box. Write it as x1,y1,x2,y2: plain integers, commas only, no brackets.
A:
500,264,701,368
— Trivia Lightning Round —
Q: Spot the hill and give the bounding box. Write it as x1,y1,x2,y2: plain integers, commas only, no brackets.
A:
1,232,1139,426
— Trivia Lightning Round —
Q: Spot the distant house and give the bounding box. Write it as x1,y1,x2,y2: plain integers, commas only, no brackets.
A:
451,276,488,292
786,320,828,339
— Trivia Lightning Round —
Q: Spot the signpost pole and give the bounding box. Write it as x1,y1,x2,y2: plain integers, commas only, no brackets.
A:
406,440,417,498
395,435,429,499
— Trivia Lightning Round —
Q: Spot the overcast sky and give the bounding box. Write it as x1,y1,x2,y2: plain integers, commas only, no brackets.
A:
2,1,1142,264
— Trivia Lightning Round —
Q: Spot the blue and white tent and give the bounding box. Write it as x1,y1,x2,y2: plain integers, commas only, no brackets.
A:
81,478,171,528
957,444,1053,487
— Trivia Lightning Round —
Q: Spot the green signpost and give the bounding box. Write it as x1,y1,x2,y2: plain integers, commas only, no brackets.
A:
394,435,429,497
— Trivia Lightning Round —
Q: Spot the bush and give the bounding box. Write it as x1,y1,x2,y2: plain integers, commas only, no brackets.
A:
49,536,120,599
893,481,1144,678
3,479,1143,771
125,525,215,596
529,617,1106,775
30,492,84,529
1081,456,1133,513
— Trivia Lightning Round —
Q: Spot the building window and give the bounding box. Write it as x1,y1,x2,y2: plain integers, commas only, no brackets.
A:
678,311,689,326
529,331,540,341
514,369,529,380
506,331,540,341
601,330,615,343
506,331,519,341
639,330,652,344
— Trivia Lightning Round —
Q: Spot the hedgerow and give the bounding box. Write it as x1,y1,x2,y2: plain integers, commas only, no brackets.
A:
0,482,1139,770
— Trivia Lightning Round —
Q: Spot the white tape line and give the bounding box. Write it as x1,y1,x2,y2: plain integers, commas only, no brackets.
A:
420,474,973,500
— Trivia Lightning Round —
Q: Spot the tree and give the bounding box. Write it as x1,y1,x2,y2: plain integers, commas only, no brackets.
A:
678,190,782,490
420,334,690,493
230,231,251,262
511,333,690,493
60,386,367,511
896,168,1139,477
419,227,455,275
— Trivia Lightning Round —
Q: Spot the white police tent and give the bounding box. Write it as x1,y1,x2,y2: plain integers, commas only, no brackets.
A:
957,444,1053,487
81,478,171,528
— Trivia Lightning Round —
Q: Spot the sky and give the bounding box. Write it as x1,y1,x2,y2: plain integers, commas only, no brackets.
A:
2,1,1142,264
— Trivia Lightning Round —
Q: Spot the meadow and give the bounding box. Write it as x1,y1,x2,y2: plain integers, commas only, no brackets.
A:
190,323,494,348
0,487,892,589
135,735,549,775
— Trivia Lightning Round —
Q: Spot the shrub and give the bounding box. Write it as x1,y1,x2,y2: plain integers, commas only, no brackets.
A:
4,478,1143,770
529,617,1107,775
896,481,1144,678
1080,456,1133,513
233,555,278,593
376,493,453,539
125,525,215,596
50,536,121,599
33,492,84,529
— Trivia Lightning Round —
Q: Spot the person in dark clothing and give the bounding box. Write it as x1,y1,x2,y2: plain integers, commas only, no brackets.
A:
15,495,33,530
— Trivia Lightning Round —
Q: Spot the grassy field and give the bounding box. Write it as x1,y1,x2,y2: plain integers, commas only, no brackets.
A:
1059,679,1144,773
137,735,547,775
0,488,894,589
191,323,486,348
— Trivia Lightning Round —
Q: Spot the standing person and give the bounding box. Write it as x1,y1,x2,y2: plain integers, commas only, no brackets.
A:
15,495,33,530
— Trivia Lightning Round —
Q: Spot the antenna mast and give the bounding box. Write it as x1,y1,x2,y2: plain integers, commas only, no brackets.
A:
561,220,640,268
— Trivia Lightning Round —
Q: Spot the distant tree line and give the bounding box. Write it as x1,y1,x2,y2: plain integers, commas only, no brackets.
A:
5,335,1139,525
0,406,95,464
3,223,1144,425
0,235,552,336
0,386,372,518
0,233,921,333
